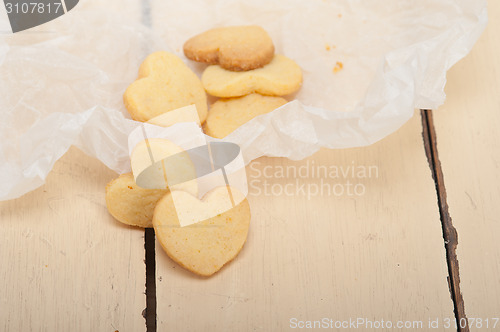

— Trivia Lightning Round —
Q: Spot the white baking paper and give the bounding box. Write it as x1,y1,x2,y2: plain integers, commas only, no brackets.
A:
0,0,487,200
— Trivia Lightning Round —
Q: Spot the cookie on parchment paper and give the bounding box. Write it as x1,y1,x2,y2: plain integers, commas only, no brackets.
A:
183,25,275,71
202,54,302,98
203,93,288,138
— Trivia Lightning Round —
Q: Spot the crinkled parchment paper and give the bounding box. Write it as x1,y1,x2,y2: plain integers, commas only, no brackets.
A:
0,0,487,200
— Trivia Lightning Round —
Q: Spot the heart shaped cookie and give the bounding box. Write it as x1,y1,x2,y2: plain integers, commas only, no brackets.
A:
201,54,302,98
204,93,288,138
153,187,251,277
124,51,208,123
183,25,275,71
105,173,168,228
107,138,198,228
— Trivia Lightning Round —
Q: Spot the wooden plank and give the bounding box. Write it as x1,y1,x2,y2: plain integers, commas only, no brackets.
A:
431,0,500,330
155,111,455,331
0,147,146,332
0,0,151,330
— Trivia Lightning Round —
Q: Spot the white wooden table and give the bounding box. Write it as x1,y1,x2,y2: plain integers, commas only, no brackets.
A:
0,1,499,331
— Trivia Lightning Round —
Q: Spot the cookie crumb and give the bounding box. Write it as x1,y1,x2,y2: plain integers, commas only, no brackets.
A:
325,44,331,51
333,61,343,73
338,13,342,18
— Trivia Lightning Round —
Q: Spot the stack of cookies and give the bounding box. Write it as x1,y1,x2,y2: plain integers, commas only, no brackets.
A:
105,26,302,277
184,25,303,138
122,25,303,137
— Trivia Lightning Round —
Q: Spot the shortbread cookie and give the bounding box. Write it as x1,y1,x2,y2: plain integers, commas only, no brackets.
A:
105,173,168,228
203,93,288,138
153,187,250,277
183,25,274,71
202,54,302,98
124,51,208,123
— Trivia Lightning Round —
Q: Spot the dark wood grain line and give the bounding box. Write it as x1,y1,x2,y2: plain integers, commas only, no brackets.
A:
144,228,157,332
421,109,468,332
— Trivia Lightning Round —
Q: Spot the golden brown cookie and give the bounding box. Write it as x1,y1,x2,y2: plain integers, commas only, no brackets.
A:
105,173,168,228
201,54,302,97
124,51,208,123
107,138,199,228
153,187,250,277
183,25,275,71
203,93,288,138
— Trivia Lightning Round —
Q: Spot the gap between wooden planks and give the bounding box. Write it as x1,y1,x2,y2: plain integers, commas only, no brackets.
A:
422,109,468,332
